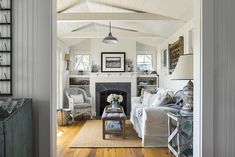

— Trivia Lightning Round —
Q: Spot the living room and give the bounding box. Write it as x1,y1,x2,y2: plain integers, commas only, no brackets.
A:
0,0,234,157
56,0,194,157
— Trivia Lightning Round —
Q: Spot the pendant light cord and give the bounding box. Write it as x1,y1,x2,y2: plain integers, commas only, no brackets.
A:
109,21,111,33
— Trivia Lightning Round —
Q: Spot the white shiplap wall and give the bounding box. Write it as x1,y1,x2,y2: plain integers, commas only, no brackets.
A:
214,0,235,156
13,0,52,157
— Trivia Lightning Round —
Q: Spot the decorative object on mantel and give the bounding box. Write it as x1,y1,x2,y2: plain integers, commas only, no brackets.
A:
102,21,118,44
107,93,123,109
101,52,125,72
143,70,148,75
0,0,13,96
171,54,193,114
91,64,99,72
64,53,70,70
168,36,184,74
78,70,83,75
125,59,133,72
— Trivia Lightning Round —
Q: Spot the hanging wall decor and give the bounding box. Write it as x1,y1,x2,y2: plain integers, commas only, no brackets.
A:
168,36,184,74
0,0,12,96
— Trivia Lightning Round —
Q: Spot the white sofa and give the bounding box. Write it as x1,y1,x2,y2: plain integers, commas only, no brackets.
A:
130,89,183,147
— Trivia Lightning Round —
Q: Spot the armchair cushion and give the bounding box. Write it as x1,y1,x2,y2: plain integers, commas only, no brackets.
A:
71,94,84,103
74,102,91,109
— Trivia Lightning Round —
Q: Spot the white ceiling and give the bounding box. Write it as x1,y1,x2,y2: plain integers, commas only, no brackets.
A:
57,0,193,47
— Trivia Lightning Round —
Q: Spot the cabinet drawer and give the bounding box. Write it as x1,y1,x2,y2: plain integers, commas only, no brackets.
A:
0,123,3,134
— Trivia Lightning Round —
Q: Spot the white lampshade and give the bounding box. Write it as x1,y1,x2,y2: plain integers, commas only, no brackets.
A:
171,54,193,80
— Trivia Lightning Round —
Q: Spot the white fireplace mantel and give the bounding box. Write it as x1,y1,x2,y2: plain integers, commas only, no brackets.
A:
90,72,137,115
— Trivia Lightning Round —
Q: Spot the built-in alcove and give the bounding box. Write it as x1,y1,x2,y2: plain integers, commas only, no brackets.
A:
95,82,131,117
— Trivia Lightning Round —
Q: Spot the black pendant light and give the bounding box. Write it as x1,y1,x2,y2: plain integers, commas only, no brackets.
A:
102,21,118,44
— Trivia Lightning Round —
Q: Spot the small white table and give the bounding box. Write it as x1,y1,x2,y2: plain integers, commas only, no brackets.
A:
167,111,193,157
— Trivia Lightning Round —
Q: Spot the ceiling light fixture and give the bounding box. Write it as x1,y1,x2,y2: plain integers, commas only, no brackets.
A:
102,21,118,44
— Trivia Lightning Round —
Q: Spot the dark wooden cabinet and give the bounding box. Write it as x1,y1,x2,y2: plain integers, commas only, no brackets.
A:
0,99,33,157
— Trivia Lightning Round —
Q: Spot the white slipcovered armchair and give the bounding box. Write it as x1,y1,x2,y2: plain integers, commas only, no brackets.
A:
65,88,93,121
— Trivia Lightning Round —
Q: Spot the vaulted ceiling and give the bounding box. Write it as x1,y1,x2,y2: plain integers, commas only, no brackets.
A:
57,0,193,47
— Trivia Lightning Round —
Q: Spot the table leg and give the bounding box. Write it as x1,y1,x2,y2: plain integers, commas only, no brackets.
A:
122,120,125,139
102,120,105,140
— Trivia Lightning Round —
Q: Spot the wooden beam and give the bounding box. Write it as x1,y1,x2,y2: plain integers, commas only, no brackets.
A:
71,22,138,32
60,31,165,39
57,13,184,22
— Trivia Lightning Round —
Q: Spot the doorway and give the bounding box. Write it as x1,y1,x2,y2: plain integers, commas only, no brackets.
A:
51,0,210,157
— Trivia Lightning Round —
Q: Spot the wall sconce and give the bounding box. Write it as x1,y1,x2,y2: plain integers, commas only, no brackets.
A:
64,53,70,70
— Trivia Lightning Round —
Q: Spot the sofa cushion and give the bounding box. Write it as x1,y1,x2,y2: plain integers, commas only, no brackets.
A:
157,88,174,97
140,88,158,103
150,93,173,107
173,90,184,102
142,91,154,106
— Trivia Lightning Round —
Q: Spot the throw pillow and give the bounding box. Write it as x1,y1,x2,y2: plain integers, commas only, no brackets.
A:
140,87,158,103
150,93,173,107
142,91,153,106
71,94,84,103
157,88,174,97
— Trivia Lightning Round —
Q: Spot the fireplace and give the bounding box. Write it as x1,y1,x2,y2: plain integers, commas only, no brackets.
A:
96,82,131,117
100,90,127,115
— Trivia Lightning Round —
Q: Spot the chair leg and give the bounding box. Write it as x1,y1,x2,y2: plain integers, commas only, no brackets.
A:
72,110,75,122
90,112,93,119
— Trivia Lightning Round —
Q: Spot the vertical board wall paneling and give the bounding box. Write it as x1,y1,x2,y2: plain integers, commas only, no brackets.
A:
13,0,51,157
214,0,235,156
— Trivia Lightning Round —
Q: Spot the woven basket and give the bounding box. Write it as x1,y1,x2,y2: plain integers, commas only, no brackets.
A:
57,109,71,126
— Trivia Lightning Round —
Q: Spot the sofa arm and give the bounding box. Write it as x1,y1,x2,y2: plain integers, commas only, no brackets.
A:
143,107,179,122
131,97,142,111
131,97,141,103
142,107,167,123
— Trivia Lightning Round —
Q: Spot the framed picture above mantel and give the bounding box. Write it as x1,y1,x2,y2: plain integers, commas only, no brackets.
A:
101,52,126,72
168,36,184,74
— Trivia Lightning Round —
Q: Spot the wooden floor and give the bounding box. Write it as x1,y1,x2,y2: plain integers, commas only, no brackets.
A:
57,120,174,157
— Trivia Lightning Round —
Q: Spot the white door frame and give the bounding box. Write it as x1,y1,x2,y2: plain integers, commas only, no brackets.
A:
50,0,215,157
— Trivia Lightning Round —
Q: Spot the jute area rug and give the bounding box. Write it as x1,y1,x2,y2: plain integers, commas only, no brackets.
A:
70,120,142,148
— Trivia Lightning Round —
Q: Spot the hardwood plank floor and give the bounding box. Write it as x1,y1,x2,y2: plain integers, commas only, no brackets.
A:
57,120,174,157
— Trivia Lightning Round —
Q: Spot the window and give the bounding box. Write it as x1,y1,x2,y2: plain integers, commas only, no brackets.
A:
137,54,152,70
74,55,90,71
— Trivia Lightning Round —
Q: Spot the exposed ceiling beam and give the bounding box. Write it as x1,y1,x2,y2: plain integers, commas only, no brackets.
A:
71,22,138,32
57,0,82,13
57,13,184,22
60,31,165,39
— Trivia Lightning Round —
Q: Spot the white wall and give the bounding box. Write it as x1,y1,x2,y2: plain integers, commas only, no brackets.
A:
157,19,194,90
69,39,157,72
13,0,52,157
57,39,69,108
70,38,137,71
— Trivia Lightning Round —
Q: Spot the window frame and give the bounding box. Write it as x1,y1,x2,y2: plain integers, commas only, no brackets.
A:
74,54,91,71
136,54,153,71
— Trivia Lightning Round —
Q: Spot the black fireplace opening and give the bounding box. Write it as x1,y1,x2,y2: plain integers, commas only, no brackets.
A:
96,82,131,117
100,90,127,115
